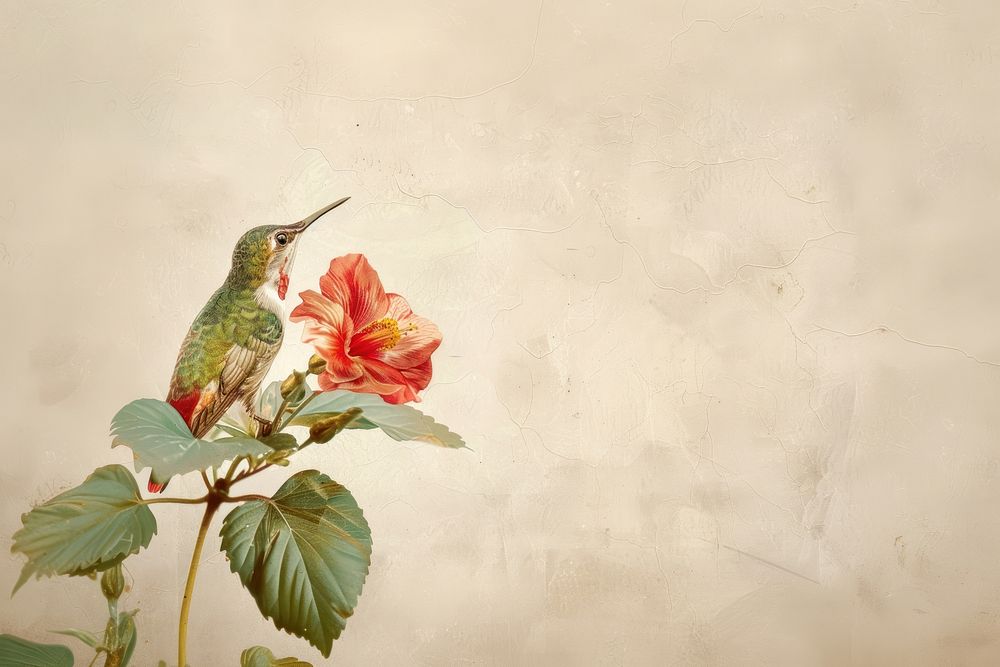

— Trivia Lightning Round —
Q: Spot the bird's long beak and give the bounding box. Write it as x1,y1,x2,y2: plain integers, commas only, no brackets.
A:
292,196,350,231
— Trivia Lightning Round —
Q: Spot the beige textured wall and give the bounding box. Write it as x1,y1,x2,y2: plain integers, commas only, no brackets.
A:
3,1,1000,664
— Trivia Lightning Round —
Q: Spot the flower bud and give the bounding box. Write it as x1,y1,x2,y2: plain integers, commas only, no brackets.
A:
280,370,307,402
101,563,125,601
308,408,363,444
307,354,328,375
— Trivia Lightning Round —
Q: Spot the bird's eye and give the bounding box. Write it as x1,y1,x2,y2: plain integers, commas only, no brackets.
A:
275,232,288,246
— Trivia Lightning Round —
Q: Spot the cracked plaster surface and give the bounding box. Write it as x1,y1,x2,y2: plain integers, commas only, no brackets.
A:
1,0,999,664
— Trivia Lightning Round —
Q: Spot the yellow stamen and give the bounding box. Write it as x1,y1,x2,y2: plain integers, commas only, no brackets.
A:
360,317,402,351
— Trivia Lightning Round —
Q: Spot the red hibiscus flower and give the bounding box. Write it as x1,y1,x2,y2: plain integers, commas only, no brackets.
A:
291,254,442,404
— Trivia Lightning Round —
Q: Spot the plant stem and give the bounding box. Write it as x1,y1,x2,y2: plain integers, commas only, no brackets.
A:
223,455,248,484
280,390,320,430
266,389,298,436
178,495,221,667
232,462,269,483
233,437,316,483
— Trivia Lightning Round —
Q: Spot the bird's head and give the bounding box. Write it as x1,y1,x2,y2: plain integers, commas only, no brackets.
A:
226,197,350,298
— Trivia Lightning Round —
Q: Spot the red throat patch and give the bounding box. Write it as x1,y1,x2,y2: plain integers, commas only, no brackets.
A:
278,270,289,300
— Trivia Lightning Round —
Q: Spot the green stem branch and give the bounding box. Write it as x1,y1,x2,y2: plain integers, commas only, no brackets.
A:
280,390,320,430
266,388,299,436
223,456,248,484
233,438,315,483
178,496,221,667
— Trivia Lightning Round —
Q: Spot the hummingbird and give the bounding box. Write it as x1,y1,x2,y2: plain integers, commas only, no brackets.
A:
150,197,351,493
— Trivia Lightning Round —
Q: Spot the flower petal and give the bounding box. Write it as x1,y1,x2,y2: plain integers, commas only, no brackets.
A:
402,358,433,390
298,256,438,404
376,293,443,370
323,357,432,404
323,362,403,397
382,292,415,321
291,290,362,382
378,384,419,404
380,359,433,404
319,254,389,328
290,289,344,329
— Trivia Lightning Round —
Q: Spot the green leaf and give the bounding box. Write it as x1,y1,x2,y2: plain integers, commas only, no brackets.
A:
51,628,103,649
11,465,156,593
213,379,310,439
291,391,465,448
108,610,138,667
256,381,284,421
220,470,372,658
347,416,378,430
0,634,74,666
111,399,271,479
241,645,313,667
214,394,259,438
261,433,298,451
213,422,251,439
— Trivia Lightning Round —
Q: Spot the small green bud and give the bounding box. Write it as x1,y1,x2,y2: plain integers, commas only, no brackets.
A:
307,354,328,375
308,408,363,444
101,563,125,601
280,370,307,401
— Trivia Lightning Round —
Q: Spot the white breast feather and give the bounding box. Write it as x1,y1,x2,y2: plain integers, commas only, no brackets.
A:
254,280,284,316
